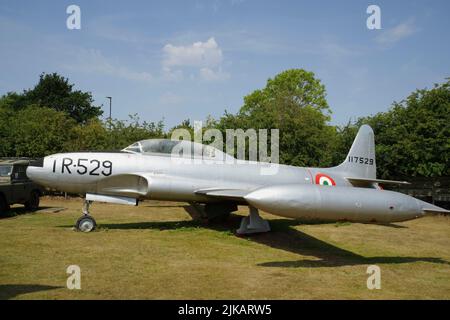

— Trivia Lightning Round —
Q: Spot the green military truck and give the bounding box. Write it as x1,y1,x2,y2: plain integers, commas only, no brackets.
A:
0,158,43,214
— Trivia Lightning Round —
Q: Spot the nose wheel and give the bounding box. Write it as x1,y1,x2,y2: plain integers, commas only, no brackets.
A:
75,200,97,232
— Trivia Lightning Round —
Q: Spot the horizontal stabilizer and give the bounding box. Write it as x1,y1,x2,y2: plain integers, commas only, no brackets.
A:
346,177,410,186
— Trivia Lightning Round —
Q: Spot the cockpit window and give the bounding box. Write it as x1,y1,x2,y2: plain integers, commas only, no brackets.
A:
122,142,142,153
122,139,234,160
140,139,181,154
0,165,13,177
202,145,217,158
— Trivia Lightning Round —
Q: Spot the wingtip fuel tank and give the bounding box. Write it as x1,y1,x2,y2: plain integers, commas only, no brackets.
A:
244,184,436,223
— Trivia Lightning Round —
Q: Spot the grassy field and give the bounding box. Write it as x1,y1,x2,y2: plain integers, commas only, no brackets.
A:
0,196,449,300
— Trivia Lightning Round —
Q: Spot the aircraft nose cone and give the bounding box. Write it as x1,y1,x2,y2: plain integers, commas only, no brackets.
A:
26,157,46,182
26,165,38,180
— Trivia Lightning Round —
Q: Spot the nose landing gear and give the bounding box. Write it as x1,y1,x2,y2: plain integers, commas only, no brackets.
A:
75,200,97,232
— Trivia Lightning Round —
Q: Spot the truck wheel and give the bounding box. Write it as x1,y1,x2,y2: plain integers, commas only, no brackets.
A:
0,195,10,216
25,191,40,211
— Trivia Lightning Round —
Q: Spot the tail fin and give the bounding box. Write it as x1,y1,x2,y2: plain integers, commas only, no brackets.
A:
334,125,376,179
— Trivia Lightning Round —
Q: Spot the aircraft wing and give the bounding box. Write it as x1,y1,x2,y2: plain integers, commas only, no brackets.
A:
194,188,250,202
346,177,410,187
94,173,252,203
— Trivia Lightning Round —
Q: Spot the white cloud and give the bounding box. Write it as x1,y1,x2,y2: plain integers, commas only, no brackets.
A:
162,66,184,81
64,49,153,83
162,37,228,81
376,19,417,45
163,37,223,68
199,67,229,81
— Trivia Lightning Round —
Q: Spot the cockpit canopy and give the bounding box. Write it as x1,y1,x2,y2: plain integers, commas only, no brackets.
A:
122,139,234,160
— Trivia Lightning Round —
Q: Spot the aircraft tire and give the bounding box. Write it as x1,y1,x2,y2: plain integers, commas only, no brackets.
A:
75,215,97,232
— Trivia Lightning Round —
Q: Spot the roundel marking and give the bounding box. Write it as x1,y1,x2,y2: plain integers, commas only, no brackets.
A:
315,173,336,186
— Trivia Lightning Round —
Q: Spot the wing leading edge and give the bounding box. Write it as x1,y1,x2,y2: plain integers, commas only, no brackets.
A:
194,188,250,202
346,177,410,187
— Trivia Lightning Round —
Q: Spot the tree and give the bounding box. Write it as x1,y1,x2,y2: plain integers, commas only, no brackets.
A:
330,121,358,166
0,102,166,157
66,115,166,152
1,73,102,123
66,119,110,152
239,69,331,116
0,106,15,156
217,69,337,167
337,79,450,178
5,106,77,158
106,115,165,150
168,119,194,140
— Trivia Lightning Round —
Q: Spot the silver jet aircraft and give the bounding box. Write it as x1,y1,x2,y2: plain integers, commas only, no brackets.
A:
27,125,448,233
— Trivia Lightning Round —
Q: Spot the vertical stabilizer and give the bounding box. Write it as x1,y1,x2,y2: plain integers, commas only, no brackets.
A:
334,125,376,179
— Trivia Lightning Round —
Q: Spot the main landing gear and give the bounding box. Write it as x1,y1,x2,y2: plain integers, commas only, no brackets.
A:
75,200,97,232
186,203,271,235
236,206,270,235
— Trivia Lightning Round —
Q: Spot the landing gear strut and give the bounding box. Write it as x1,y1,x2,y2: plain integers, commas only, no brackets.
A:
75,200,97,232
236,206,270,235
185,202,236,223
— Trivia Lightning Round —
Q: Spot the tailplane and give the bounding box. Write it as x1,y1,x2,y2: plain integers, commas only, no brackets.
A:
333,125,409,186
334,124,377,179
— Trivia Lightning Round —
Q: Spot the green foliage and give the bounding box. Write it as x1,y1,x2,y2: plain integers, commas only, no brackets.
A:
216,69,337,166
66,119,111,152
240,69,330,116
336,80,450,178
0,107,15,156
0,73,164,157
106,115,165,150
2,105,77,158
0,106,165,157
65,115,165,152
168,119,195,140
167,116,220,145
330,122,358,166
1,73,102,123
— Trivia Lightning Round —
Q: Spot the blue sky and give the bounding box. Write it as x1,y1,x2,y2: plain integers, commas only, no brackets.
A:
0,0,449,128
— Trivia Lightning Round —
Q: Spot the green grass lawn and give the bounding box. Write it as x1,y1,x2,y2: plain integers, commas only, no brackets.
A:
0,196,449,299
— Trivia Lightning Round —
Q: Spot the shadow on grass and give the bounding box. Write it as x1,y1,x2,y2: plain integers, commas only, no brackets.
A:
0,284,62,300
99,213,449,268
372,223,408,229
0,206,55,219
141,204,186,208
253,219,449,268
100,220,204,230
